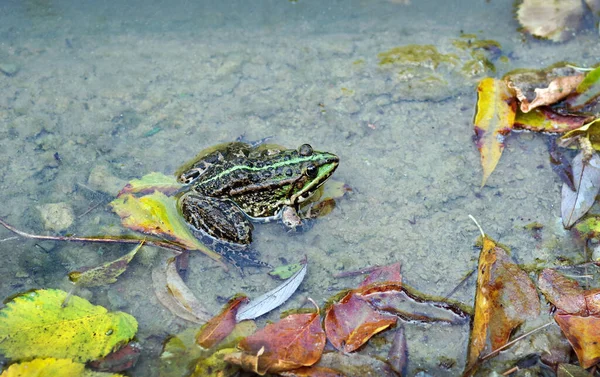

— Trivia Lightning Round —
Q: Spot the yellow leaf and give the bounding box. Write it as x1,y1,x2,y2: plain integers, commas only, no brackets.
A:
109,191,221,263
473,78,517,186
0,290,137,362
69,242,143,287
560,118,600,151
0,358,124,377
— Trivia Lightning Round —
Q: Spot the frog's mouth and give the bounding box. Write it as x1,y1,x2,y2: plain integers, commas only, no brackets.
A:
290,154,339,205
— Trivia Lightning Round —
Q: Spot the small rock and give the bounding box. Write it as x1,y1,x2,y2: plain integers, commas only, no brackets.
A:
0,61,20,77
37,202,75,232
88,165,128,196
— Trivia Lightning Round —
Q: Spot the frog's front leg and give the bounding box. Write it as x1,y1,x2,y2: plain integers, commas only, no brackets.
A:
179,194,253,245
280,205,303,230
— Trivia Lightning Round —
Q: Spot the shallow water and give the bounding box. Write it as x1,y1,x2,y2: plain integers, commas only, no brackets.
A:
0,0,598,375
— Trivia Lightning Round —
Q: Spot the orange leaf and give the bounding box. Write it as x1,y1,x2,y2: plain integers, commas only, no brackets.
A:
465,236,540,375
196,296,249,349
231,311,325,375
324,292,397,353
473,78,517,187
538,268,586,315
555,314,600,368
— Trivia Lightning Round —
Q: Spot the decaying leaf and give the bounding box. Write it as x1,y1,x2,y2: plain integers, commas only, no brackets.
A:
226,311,326,375
189,348,241,377
464,234,540,376
236,260,307,322
358,262,402,288
118,172,182,197
110,191,222,263
316,352,399,377
538,269,600,368
387,324,408,377
556,363,593,377
473,77,517,186
513,107,590,133
0,358,125,377
152,258,212,324
0,289,137,362
324,291,397,353
196,296,249,349
505,67,584,113
561,150,600,228
516,0,585,42
573,215,600,241
88,342,141,373
269,262,304,280
278,366,346,377
69,242,143,287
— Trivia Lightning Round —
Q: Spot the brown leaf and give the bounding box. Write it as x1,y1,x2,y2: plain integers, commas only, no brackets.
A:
513,107,590,133
505,67,584,112
464,236,540,375
473,78,517,186
537,269,586,315
196,296,249,349
387,324,408,377
555,314,600,368
324,291,397,353
358,262,402,289
228,311,326,375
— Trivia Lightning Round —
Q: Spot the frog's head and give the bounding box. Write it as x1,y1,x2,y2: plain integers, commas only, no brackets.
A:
288,144,339,205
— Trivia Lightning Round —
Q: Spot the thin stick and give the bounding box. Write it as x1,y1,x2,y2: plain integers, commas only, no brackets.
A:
0,217,184,254
469,215,485,238
77,200,106,219
479,321,554,362
444,268,476,299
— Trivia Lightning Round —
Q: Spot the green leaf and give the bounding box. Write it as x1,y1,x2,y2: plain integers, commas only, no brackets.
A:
0,289,137,362
69,242,143,287
0,358,124,377
269,263,303,280
570,65,600,110
117,172,182,196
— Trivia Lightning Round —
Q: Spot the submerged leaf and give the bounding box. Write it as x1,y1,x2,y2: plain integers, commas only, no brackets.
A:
465,236,540,376
473,78,517,186
561,150,600,228
110,191,222,263
569,65,600,110
517,0,585,42
555,314,600,368
226,311,326,375
152,258,212,324
269,263,304,280
236,260,307,322
560,119,600,151
514,107,590,133
196,296,249,349
538,269,586,315
118,172,182,197
0,289,137,362
0,358,124,377
69,242,143,287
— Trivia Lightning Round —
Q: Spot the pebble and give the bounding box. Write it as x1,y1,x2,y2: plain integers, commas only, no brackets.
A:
0,61,19,76
37,202,75,232
88,165,128,196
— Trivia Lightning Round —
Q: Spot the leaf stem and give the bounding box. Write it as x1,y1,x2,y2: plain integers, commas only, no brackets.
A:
469,215,485,238
479,321,554,362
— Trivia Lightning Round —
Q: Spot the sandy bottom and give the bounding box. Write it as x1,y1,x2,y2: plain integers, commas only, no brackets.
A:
0,0,598,375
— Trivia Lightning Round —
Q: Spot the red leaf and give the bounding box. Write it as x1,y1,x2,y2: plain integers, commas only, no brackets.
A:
324,292,397,353
358,262,402,289
196,296,249,349
229,311,325,375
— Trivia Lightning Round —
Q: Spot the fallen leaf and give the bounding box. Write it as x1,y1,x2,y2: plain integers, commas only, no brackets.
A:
387,324,408,377
569,65,600,110
0,289,137,362
110,191,222,263
358,262,402,288
555,314,600,368
464,235,540,376
505,66,584,112
196,296,249,349
190,348,241,377
269,262,304,280
226,311,326,375
88,342,141,372
561,150,600,228
236,260,307,322
548,137,576,191
516,0,585,42
152,258,212,324
560,118,600,151
324,291,397,353
69,242,143,287
573,215,600,241
0,358,124,377
473,77,517,186
537,269,586,315
118,172,182,197
513,107,590,133
316,352,399,377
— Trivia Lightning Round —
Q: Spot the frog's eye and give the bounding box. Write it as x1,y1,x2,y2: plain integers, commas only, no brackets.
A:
305,163,318,179
298,144,313,157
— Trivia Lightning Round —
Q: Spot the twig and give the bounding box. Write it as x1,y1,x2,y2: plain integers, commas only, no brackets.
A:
0,216,184,254
0,236,18,242
77,200,106,219
444,268,476,299
479,321,554,362
333,265,381,278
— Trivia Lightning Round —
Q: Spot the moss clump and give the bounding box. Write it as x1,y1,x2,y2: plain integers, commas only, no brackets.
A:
377,45,459,69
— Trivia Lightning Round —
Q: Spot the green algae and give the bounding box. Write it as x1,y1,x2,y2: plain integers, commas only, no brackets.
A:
377,45,459,69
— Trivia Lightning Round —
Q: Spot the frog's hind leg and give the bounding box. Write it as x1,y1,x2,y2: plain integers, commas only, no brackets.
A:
180,194,253,245
213,243,272,275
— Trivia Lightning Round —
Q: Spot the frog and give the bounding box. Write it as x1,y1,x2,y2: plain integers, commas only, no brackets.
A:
175,141,339,268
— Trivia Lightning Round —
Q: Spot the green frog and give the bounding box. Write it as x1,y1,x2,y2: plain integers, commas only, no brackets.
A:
175,141,339,268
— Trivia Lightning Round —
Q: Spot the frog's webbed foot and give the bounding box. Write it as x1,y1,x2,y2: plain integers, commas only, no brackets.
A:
280,205,314,233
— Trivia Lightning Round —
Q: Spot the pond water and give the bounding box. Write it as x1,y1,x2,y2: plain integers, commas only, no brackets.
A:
0,0,598,375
